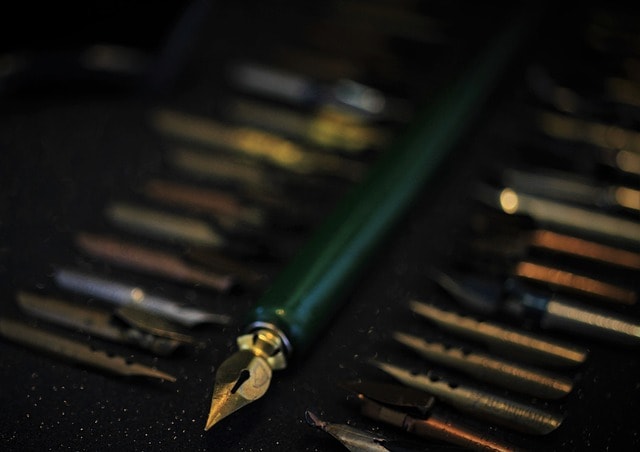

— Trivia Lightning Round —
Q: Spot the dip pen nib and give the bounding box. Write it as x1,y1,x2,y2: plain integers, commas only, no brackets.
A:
205,328,287,430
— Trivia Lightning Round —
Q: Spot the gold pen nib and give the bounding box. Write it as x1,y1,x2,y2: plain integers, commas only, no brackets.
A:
205,328,287,431
205,350,272,430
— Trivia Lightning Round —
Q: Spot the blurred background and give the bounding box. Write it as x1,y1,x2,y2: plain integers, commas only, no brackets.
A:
1,1,639,450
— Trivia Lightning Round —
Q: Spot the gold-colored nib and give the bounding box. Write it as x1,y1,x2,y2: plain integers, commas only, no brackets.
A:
205,350,272,430
205,329,287,431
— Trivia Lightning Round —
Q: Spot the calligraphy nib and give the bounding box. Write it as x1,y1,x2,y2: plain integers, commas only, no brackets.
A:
205,328,287,430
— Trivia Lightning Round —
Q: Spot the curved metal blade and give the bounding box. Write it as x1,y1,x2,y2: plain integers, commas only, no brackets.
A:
339,380,435,416
429,268,501,314
305,410,392,452
205,350,272,430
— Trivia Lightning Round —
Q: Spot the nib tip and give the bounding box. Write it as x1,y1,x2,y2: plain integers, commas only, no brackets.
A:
204,349,276,433
204,417,216,431
304,410,320,427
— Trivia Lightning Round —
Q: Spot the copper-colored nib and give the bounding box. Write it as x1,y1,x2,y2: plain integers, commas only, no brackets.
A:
75,233,234,293
515,260,637,305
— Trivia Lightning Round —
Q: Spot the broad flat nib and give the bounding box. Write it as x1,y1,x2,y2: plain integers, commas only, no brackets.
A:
205,328,287,431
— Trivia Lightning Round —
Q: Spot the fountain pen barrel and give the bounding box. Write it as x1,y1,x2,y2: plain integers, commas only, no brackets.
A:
244,7,540,357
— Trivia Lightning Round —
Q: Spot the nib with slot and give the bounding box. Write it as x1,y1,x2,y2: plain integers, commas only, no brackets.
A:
205,328,287,430
392,331,574,399
371,360,565,436
340,380,522,452
408,300,588,368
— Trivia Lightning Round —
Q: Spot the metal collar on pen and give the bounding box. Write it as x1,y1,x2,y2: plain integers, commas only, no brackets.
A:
245,321,293,362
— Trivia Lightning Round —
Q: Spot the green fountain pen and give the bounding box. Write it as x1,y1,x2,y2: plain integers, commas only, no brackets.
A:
205,5,539,430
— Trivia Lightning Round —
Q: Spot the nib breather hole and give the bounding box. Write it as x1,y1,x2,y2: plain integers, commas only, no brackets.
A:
231,369,251,394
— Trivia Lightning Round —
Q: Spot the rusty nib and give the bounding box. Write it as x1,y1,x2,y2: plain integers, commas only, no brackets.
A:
205,328,287,430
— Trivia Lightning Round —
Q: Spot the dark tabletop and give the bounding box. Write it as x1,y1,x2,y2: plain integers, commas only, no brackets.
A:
2,1,639,451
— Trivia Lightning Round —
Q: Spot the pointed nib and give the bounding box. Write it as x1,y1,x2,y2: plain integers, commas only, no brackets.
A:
304,410,325,429
204,414,216,432
204,349,273,431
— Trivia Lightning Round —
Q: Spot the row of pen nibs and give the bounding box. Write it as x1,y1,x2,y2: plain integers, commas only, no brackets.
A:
75,0,494,302
1,1,461,384
306,297,586,451
388,15,639,443
0,105,387,384
309,8,640,451
460,0,640,342
311,169,640,445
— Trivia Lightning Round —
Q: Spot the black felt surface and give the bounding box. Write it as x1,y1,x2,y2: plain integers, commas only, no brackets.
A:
2,2,639,451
